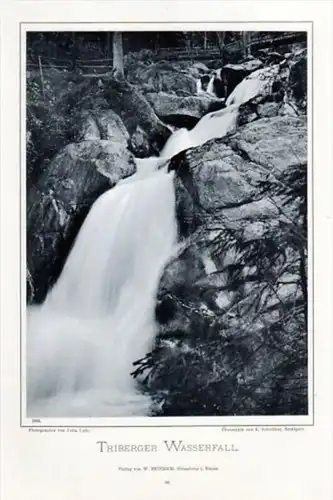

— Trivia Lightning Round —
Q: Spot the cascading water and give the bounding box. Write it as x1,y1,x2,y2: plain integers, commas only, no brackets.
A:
160,103,239,159
27,168,177,417
206,74,216,96
27,62,268,418
226,63,281,106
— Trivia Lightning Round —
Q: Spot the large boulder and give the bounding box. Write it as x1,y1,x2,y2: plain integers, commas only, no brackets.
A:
225,63,284,107
225,115,307,173
254,50,286,65
187,62,210,78
76,109,130,144
129,61,198,96
62,74,172,158
171,140,256,215
145,92,224,128
27,140,136,303
225,50,307,114
159,114,307,322
221,59,264,97
103,76,172,157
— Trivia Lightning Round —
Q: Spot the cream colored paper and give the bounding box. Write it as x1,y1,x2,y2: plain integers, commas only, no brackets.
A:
1,1,332,499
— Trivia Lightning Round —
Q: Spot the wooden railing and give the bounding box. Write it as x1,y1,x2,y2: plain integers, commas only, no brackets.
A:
155,32,306,60
27,55,114,74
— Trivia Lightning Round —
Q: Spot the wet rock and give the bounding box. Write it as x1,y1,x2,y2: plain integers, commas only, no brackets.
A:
256,101,282,118
225,115,307,173
145,92,223,128
288,49,307,110
103,76,171,157
222,59,264,96
179,140,256,212
95,109,130,144
76,111,101,141
132,61,198,95
158,114,307,342
27,140,136,303
187,62,210,78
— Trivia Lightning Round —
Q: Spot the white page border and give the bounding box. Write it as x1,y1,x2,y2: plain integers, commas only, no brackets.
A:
1,2,332,499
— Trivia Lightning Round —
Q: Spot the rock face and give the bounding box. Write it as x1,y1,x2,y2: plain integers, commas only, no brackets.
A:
224,50,307,114
27,140,136,303
76,109,130,145
169,114,306,235
145,92,224,128
288,49,307,111
221,59,264,97
130,61,198,96
187,62,210,78
152,114,307,414
103,76,172,157
226,115,307,173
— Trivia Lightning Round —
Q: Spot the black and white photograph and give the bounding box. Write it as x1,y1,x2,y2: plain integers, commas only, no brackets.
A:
25,29,308,419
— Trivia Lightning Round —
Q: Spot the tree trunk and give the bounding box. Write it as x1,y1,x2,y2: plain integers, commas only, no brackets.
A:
113,32,124,78
216,32,225,65
203,32,207,49
242,31,247,59
71,32,77,70
242,31,251,59
185,33,191,51
154,32,160,53
105,32,111,58
247,32,251,57
38,55,45,98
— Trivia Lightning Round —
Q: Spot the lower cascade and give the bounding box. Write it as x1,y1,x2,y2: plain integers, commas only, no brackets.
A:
26,74,256,418
27,168,177,417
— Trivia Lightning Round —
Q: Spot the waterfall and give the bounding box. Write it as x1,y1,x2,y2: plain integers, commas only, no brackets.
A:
160,104,239,159
27,70,246,418
27,167,177,417
196,78,203,94
226,64,281,106
206,74,216,96
189,103,239,146
160,127,194,158
196,74,216,97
